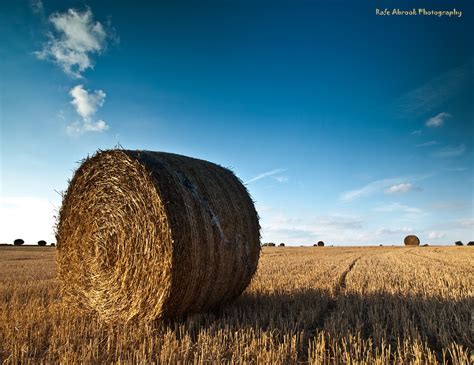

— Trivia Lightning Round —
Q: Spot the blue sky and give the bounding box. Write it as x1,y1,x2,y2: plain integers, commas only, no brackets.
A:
0,0,472,245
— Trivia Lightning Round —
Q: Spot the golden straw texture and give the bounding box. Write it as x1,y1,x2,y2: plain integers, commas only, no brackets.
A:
57,150,260,322
404,235,420,246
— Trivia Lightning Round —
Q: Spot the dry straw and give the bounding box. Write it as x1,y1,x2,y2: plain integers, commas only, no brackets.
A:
57,150,261,322
404,235,420,246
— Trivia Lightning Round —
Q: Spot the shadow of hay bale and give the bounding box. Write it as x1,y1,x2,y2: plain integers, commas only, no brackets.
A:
157,289,472,363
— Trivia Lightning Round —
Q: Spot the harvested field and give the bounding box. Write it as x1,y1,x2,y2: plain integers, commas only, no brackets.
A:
0,246,472,364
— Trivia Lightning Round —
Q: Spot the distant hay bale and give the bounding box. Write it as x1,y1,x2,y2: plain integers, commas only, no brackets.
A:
317,241,324,247
57,150,261,322
279,243,285,247
422,244,429,247
37,240,47,246
404,235,420,246
455,241,463,246
467,241,474,246
13,239,24,246
50,243,56,247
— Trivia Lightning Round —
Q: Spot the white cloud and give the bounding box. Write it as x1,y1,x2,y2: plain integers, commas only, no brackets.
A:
66,119,108,136
0,196,59,244
245,169,286,184
427,231,446,239
433,144,466,158
416,141,438,147
70,84,105,118
273,176,289,183
411,129,422,135
67,85,108,135
426,112,451,127
36,8,108,78
385,183,415,194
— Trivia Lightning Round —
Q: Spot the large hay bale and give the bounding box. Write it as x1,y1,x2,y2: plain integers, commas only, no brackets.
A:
404,235,420,246
57,150,260,322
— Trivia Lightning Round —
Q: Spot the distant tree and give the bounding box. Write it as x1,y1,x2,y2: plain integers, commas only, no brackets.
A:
50,243,56,247
467,241,474,246
13,239,24,246
317,241,324,247
279,243,285,247
37,240,47,246
262,242,276,247
455,241,463,246
422,244,429,247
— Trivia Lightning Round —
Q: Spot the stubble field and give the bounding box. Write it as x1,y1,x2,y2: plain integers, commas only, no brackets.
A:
0,246,472,364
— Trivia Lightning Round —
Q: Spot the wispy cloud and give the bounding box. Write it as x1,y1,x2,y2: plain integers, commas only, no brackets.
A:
459,218,474,228
273,176,289,183
36,8,110,78
245,169,286,184
416,140,438,147
433,144,466,158
426,112,451,127
373,202,423,214
67,84,108,135
385,183,417,194
427,231,446,239
30,0,44,15
411,129,422,135
340,175,429,202
376,227,413,236
396,61,472,117
373,202,425,218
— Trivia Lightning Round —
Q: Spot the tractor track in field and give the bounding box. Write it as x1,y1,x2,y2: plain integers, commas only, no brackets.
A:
334,256,361,295
313,256,362,330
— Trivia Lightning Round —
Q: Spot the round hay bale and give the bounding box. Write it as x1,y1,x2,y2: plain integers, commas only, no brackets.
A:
317,241,324,247
13,239,24,246
404,235,420,246
37,240,47,246
57,150,261,322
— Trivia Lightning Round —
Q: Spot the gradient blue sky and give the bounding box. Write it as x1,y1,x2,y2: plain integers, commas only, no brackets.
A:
1,0,472,245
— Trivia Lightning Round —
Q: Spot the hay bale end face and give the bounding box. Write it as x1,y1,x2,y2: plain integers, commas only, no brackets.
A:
57,150,261,322
404,235,420,246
